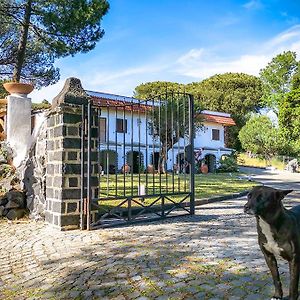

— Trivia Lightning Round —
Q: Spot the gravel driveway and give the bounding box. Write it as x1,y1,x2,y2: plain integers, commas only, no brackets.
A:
1,189,299,299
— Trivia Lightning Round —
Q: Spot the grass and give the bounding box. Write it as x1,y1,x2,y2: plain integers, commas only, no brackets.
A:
95,173,256,213
237,153,286,170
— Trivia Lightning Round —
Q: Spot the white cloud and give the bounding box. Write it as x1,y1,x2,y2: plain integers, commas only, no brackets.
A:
266,25,300,49
30,24,300,102
30,79,65,103
216,13,240,27
175,24,300,80
175,53,269,79
30,61,172,102
177,49,204,65
243,0,264,10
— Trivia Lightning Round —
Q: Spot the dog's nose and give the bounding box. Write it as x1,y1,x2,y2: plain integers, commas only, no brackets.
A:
244,203,255,215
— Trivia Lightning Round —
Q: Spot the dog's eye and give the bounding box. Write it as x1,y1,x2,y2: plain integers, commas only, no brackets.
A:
247,193,252,199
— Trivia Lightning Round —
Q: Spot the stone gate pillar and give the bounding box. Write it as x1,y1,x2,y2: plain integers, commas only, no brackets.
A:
45,78,98,230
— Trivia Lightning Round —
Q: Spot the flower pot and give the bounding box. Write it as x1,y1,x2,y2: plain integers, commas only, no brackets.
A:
147,164,155,174
0,99,7,106
3,82,34,96
122,164,130,174
0,131,6,141
200,164,209,174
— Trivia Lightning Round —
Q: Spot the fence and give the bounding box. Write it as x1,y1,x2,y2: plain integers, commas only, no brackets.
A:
80,92,195,229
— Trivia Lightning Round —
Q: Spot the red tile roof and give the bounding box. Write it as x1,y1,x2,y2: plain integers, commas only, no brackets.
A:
91,96,150,112
201,113,236,126
91,95,235,126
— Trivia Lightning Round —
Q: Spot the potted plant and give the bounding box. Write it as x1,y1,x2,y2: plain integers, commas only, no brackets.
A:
122,164,130,174
3,82,34,96
200,162,209,174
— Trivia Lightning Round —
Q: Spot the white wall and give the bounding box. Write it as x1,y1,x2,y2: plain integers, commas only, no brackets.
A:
98,107,231,171
100,109,226,149
194,122,225,149
100,109,152,146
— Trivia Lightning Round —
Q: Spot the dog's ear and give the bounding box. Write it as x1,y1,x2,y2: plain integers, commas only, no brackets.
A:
282,189,293,196
276,189,293,200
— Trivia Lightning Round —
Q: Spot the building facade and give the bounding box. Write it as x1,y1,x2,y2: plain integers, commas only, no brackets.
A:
88,91,236,173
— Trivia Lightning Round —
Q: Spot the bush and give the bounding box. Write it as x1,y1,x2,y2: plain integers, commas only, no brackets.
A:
217,155,238,173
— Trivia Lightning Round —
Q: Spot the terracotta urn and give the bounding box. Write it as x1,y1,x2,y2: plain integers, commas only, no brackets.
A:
0,131,6,141
147,164,155,174
122,164,130,174
0,99,7,106
200,164,209,174
3,82,34,96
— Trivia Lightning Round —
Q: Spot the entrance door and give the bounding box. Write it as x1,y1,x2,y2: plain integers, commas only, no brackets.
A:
127,151,143,173
152,152,160,170
205,154,216,172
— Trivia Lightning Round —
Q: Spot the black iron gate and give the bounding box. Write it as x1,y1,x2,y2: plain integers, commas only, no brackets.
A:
80,92,195,229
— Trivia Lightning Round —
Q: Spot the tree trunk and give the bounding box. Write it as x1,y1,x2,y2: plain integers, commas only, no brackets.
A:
12,0,32,82
159,144,171,174
158,149,166,174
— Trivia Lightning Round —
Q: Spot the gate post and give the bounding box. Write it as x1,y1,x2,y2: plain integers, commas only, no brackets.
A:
45,78,99,230
188,94,195,215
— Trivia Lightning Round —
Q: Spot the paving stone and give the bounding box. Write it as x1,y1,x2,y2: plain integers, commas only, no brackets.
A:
155,296,169,300
0,196,297,300
244,293,263,300
68,290,81,298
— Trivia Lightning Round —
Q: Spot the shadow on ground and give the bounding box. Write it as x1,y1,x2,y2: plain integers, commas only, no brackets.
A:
1,196,298,299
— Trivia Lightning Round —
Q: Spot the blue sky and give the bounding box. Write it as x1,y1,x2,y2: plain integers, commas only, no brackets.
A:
31,0,300,103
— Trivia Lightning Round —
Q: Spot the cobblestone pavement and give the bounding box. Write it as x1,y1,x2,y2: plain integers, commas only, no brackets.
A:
1,193,300,300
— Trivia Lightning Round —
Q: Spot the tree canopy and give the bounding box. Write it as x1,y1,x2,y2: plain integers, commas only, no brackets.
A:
186,73,263,149
134,81,185,100
0,80,8,99
149,93,203,173
134,73,263,150
185,73,263,117
259,51,300,113
238,115,280,162
134,73,263,119
0,0,109,88
278,87,300,156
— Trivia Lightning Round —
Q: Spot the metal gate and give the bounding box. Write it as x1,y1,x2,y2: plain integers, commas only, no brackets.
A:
80,92,195,229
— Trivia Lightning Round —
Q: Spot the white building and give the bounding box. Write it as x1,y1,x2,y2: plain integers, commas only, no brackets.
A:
87,91,236,173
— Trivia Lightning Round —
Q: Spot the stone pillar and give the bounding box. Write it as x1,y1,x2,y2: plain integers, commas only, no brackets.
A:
6,94,32,167
45,78,99,230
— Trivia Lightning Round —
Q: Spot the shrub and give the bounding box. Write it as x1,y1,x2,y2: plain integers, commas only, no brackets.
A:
217,155,238,173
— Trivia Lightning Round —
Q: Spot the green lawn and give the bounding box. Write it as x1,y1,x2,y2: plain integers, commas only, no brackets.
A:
237,153,286,170
95,173,256,212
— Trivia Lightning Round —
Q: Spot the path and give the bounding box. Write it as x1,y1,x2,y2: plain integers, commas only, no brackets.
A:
1,193,300,299
239,166,300,197
1,168,300,299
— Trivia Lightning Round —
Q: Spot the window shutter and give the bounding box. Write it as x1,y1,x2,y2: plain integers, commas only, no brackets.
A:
99,118,106,142
116,118,127,133
116,119,122,132
212,129,220,141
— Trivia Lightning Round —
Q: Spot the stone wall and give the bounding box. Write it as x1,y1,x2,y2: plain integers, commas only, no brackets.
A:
45,103,98,230
1,78,100,229
22,115,48,220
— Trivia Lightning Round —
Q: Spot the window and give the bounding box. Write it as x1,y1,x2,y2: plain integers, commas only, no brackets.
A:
116,118,127,133
99,118,106,142
212,129,220,141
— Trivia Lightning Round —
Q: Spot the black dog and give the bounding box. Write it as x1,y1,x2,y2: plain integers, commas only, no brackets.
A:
244,186,300,300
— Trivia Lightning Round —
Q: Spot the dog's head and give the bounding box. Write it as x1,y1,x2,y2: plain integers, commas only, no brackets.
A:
244,186,293,216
